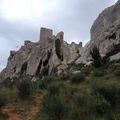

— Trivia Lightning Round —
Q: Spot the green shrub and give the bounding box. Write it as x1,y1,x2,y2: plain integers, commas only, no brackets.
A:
0,94,7,108
91,84,120,107
107,62,120,73
88,93,111,114
42,94,64,120
0,112,8,120
0,87,18,107
36,76,61,90
74,63,85,70
21,62,27,75
1,78,13,88
90,47,102,68
47,83,60,95
68,63,85,70
60,74,70,80
37,80,48,89
71,73,85,84
93,70,105,77
114,69,120,77
55,39,63,61
67,93,88,120
43,76,55,83
18,80,33,99
81,65,93,75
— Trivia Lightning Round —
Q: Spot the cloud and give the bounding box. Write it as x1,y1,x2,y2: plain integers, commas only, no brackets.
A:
0,0,117,71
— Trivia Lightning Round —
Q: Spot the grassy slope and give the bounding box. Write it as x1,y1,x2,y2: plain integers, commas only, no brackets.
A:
0,60,120,120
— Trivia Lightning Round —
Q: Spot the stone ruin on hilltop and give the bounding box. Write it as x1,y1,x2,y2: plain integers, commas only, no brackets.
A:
0,28,83,81
1,0,120,82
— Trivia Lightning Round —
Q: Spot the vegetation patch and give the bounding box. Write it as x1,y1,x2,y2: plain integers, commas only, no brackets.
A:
21,62,28,75
70,73,85,84
55,39,63,61
18,80,33,99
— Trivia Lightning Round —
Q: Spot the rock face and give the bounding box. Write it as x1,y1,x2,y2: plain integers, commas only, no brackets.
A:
0,1,120,82
76,0,120,63
0,28,82,81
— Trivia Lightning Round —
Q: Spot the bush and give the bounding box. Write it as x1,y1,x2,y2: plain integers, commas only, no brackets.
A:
91,84,120,107
37,80,48,89
90,47,102,68
93,69,105,77
81,65,93,75
43,94,64,120
74,63,85,70
68,63,85,71
43,76,55,83
0,87,17,107
55,39,63,61
67,93,88,120
18,80,33,99
47,83,60,95
21,62,27,75
60,74,70,81
114,69,120,77
0,94,7,108
71,73,85,84
88,93,111,114
107,63,120,73
0,112,8,120
36,76,61,90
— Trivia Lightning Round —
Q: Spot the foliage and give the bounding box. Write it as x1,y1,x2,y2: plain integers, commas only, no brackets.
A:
71,73,85,84
0,94,7,108
0,86,18,107
60,73,70,81
42,86,64,120
68,63,85,70
21,62,27,75
1,56,120,120
47,83,60,95
88,93,111,114
55,39,63,61
37,80,48,90
18,80,33,99
81,65,93,75
0,112,8,120
91,83,120,107
114,69,120,77
90,46,102,68
93,69,105,77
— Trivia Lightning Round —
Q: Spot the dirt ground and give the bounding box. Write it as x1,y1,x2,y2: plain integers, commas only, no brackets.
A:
2,94,43,120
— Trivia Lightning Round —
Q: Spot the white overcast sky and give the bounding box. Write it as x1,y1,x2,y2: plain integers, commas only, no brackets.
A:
0,0,118,71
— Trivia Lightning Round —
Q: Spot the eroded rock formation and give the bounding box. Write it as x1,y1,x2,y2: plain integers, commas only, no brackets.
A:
76,0,120,63
0,28,82,81
0,0,120,82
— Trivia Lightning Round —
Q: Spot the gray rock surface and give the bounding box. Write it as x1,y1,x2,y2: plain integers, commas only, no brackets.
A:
0,1,120,82
76,0,120,63
0,28,82,81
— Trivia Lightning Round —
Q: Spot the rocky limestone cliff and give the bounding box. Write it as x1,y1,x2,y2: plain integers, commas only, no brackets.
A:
0,1,120,82
76,0,120,63
0,28,82,81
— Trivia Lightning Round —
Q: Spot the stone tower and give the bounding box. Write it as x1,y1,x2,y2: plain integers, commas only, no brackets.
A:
39,28,53,47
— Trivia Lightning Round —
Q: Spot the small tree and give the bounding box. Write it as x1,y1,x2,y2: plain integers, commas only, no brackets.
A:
18,80,32,99
21,62,27,75
90,47,102,68
43,94,64,120
55,39,63,61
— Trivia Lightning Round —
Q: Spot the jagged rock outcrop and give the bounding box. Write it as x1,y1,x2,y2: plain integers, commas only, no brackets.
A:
76,0,120,63
0,28,82,81
0,1,120,82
